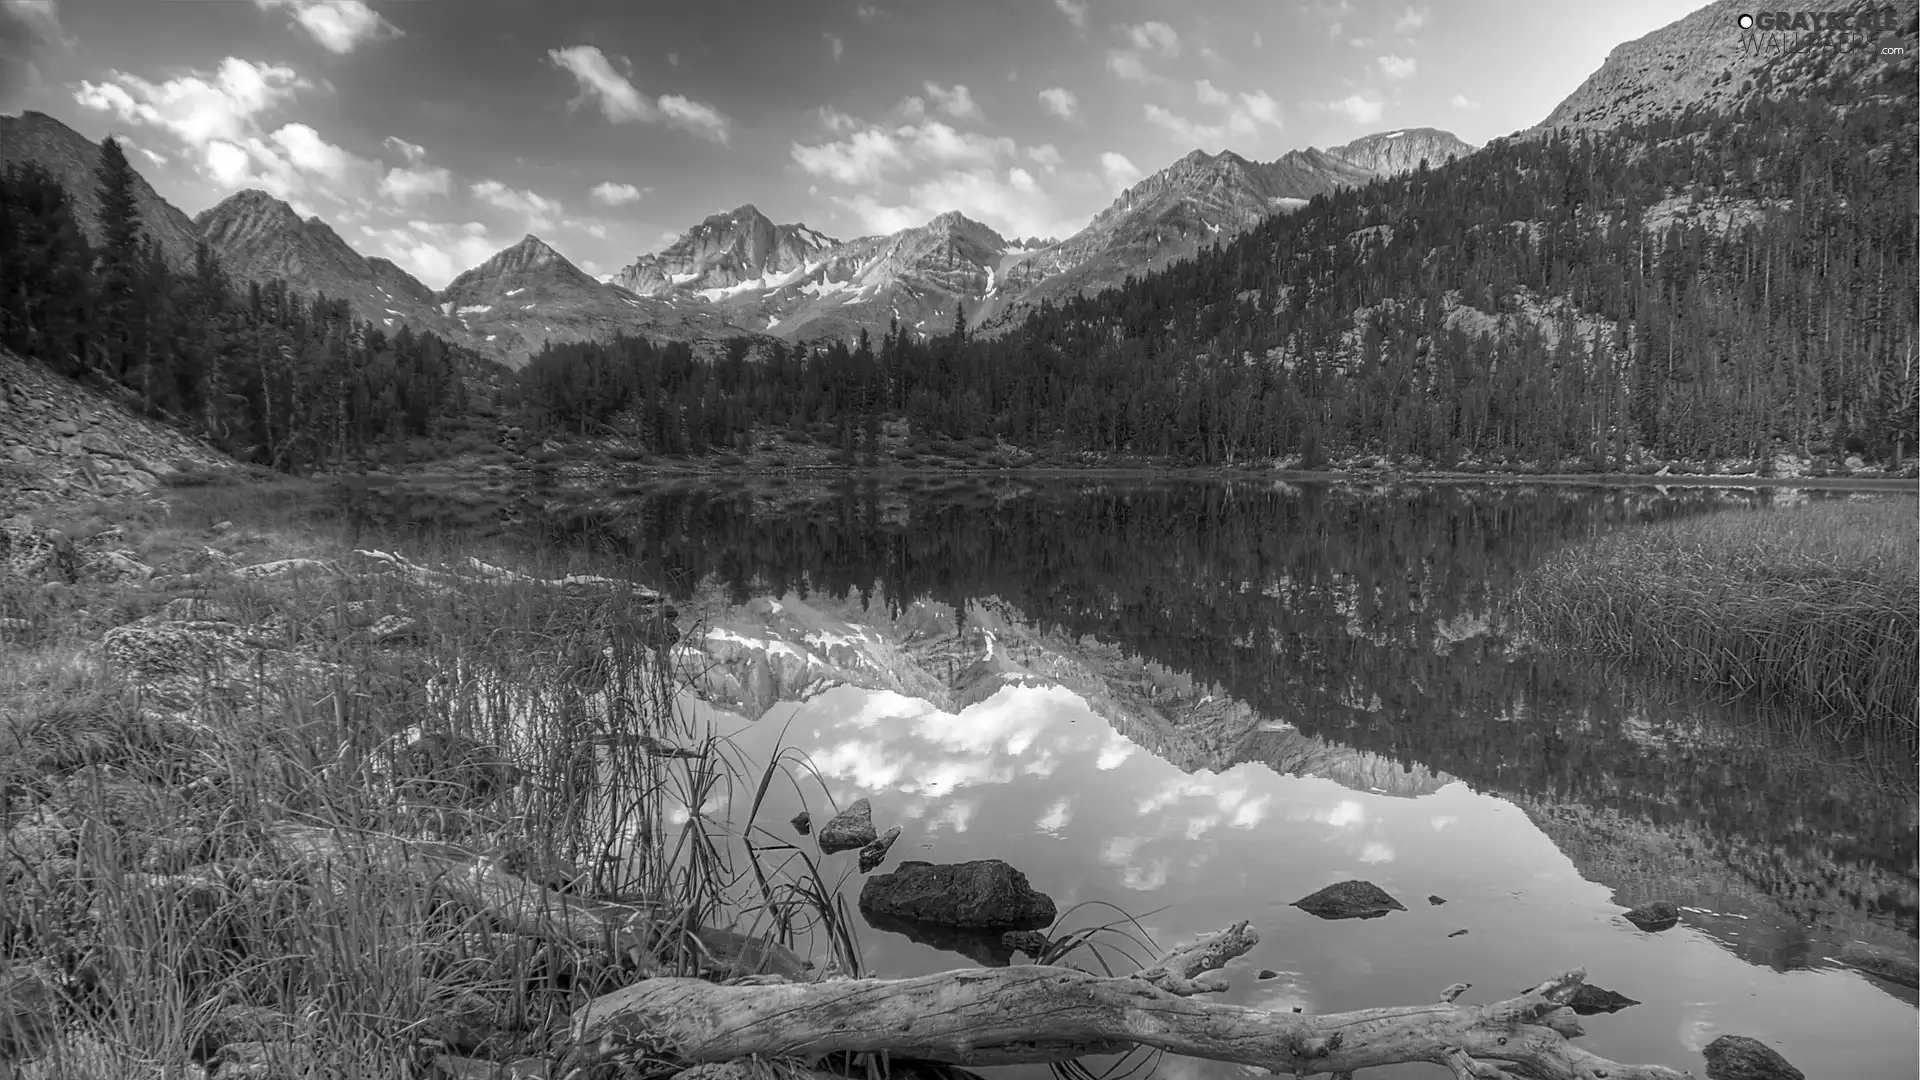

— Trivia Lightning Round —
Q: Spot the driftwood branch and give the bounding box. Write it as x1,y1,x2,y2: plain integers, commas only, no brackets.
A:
564,922,1694,1080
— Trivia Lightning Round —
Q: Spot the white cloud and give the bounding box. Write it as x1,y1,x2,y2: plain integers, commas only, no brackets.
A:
138,147,169,167
1238,89,1282,128
1100,151,1142,190
1144,103,1224,146
591,180,644,206
380,165,450,202
1122,20,1179,56
1105,50,1156,82
468,179,562,230
824,32,844,62
1055,0,1087,29
1037,798,1072,835
1394,5,1430,33
72,57,397,204
1025,143,1062,169
268,122,351,180
1038,86,1077,119
253,1,399,54
1450,93,1478,109
1328,94,1383,125
1195,78,1230,107
382,135,426,164
924,81,983,121
547,44,730,143
666,51,679,67
1378,54,1417,79
75,57,302,147
366,218,495,290
818,105,860,133
791,127,910,185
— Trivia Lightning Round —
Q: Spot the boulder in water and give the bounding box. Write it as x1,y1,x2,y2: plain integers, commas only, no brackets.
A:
1291,880,1406,920
1622,900,1680,932
818,797,877,854
859,859,1056,929
1567,984,1640,1014
1702,1035,1804,1080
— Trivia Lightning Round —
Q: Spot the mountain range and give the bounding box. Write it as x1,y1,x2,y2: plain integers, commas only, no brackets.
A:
0,106,1469,368
4,0,1895,369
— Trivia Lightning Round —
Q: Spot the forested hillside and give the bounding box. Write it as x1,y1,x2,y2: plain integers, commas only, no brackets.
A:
517,55,1915,470
0,140,500,472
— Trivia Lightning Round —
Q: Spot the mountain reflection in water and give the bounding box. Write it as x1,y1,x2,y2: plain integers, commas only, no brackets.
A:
545,478,1917,1079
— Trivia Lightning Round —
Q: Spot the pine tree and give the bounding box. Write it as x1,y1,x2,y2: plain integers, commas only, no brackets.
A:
94,137,145,382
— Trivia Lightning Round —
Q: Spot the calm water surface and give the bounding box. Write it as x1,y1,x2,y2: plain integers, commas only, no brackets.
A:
550,478,1918,1079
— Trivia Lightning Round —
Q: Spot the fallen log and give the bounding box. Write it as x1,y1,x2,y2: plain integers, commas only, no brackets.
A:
565,920,1695,1080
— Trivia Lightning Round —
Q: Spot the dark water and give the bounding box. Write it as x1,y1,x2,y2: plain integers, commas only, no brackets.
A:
554,478,1918,1079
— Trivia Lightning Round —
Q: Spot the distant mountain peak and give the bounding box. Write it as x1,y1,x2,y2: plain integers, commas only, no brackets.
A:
1326,128,1476,175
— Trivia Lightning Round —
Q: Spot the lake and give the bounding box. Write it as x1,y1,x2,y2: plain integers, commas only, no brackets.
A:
541,477,1917,1079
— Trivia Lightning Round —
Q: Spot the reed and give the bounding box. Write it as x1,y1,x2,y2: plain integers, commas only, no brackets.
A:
1511,498,1918,744
1,477,863,1077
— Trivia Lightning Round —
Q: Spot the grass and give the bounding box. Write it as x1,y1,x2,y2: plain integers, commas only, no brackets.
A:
0,478,870,1078
1511,498,1918,743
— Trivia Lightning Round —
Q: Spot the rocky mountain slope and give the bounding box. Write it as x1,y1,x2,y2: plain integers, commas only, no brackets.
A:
0,111,203,269
195,189,450,335
1535,0,1918,132
0,347,231,514
615,133,1457,345
983,147,1384,323
436,234,751,368
1326,128,1476,175
615,204,836,297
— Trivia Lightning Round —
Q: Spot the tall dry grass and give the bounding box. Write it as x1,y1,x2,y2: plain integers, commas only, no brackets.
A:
1511,497,1918,743
1,476,864,1078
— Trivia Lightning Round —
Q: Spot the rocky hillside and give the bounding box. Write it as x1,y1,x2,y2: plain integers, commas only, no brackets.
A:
1327,128,1477,175
1535,0,1919,132
0,348,232,514
435,234,753,368
0,111,202,269
615,205,837,298
985,148,1380,322
196,189,452,337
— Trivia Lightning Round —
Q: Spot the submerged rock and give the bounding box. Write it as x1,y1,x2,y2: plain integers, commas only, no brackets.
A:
1291,880,1407,920
791,810,811,835
1622,900,1680,931
1702,1035,1804,1080
1567,984,1640,1014
818,797,877,854
1428,894,1447,905
1001,929,1052,958
859,859,1056,929
1836,943,1920,988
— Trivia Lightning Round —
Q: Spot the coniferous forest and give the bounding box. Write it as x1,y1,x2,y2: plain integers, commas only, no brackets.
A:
2,47,1915,473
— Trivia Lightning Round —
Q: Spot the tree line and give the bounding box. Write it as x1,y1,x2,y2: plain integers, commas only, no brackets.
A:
521,50,1915,468
0,139,492,472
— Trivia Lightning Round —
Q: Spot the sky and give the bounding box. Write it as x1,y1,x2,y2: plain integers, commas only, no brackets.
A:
1,0,1717,289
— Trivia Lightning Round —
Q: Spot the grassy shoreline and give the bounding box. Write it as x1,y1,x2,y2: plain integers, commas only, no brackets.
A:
1512,499,1918,744
1,479,864,1079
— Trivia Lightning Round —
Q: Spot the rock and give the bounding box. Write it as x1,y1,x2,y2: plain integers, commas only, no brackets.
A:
211,520,235,534
1567,984,1641,1014
103,620,254,681
422,990,495,1052
859,859,1056,929
1447,929,1469,938
81,549,153,584
1001,929,1051,958
1428,894,1447,905
1291,880,1407,920
818,796,877,854
80,430,123,457
365,614,421,645
1836,942,1920,988
1256,969,1279,980
237,558,335,581
858,824,902,873
1622,900,1680,931
1702,1035,1804,1080
1,517,78,585
791,811,811,835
